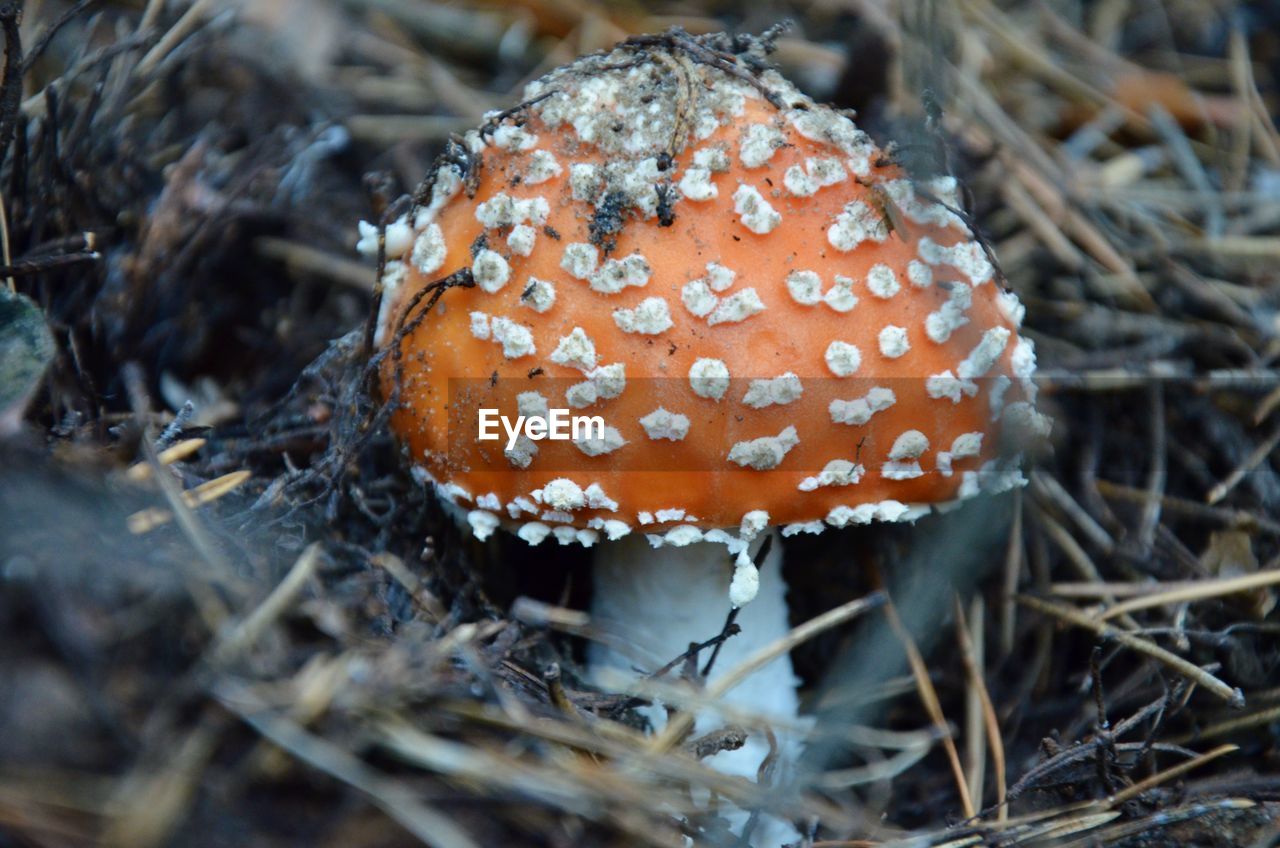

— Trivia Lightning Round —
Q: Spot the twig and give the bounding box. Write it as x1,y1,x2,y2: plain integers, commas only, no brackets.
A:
1089,648,1118,794
543,663,576,716
685,726,748,761
1016,594,1245,707
643,610,738,680
1006,690,1183,803
1030,471,1115,553
649,591,884,755
1095,480,1280,536
21,0,98,74
699,608,742,678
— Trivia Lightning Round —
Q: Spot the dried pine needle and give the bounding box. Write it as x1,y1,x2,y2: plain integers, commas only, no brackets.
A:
126,470,251,534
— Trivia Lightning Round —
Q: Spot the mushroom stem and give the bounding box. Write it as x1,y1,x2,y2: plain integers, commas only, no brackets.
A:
588,529,803,838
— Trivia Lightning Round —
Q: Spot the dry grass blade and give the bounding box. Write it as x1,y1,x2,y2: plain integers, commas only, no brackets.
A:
128,367,240,624
1207,419,1280,505
1254,383,1280,425
372,552,447,622
1137,383,1167,553
254,237,377,292
1017,594,1245,706
1168,704,1280,746
1015,810,1124,845
101,712,224,848
374,720,694,847
813,741,934,791
1033,508,1141,631
209,542,322,665
999,493,1024,658
1233,25,1280,164
214,683,482,848
510,596,591,630
1051,579,1225,598
1030,471,1115,554
884,592,975,820
124,437,207,481
1105,743,1238,806
126,470,252,534
376,719,641,812
1095,480,1280,536
346,114,476,144
954,595,1006,821
1096,561,1280,622
438,697,854,828
648,590,885,756
1032,509,1107,583
1,188,13,292
1051,799,1258,848
1179,236,1280,260
998,177,1086,269
135,0,215,76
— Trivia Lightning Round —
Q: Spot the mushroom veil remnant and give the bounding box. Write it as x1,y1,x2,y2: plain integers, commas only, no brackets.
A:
367,27,1047,839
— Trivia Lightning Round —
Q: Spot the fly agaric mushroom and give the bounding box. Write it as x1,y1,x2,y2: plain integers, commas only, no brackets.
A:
366,27,1046,827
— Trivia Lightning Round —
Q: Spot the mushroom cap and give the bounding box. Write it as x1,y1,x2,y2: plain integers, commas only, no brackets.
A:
374,32,1043,546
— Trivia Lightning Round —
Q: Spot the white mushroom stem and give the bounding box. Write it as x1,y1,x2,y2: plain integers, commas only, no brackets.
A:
588,529,803,842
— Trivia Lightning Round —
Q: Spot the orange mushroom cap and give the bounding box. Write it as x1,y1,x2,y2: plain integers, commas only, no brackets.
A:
371,32,1046,548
